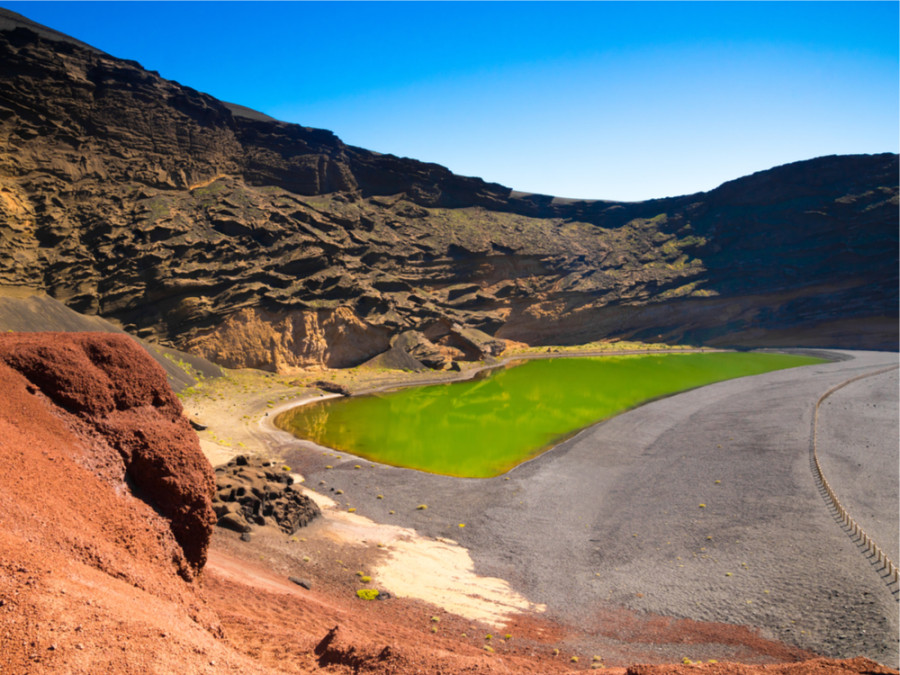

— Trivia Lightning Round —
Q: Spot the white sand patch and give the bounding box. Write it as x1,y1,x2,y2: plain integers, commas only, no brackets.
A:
374,536,545,627
303,488,338,511
299,485,544,627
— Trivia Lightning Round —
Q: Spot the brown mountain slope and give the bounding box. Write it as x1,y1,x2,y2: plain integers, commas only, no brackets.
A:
0,12,896,373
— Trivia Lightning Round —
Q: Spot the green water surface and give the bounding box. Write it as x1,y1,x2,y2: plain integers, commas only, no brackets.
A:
276,352,824,478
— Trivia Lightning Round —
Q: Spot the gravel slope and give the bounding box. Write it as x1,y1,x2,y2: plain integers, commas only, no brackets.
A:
278,350,899,667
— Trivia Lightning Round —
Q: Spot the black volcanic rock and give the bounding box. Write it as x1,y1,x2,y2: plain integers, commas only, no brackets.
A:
0,10,896,368
212,455,320,535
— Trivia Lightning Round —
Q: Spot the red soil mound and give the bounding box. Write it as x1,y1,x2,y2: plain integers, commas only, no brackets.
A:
0,332,893,674
0,332,228,672
0,332,216,573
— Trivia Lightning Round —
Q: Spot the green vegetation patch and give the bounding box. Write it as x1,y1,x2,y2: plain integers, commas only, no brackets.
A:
277,352,825,478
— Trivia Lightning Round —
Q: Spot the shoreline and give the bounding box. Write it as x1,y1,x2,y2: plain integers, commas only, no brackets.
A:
270,350,898,666
183,348,898,666
264,347,832,479
251,346,732,472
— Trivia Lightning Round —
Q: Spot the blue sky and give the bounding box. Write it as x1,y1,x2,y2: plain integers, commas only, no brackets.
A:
5,2,898,201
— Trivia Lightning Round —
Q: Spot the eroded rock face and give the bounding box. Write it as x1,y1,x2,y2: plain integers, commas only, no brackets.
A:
391,330,455,370
187,306,391,371
0,332,216,575
212,455,320,534
0,15,897,370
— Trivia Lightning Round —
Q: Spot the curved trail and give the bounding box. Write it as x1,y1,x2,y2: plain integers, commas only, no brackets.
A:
265,350,899,667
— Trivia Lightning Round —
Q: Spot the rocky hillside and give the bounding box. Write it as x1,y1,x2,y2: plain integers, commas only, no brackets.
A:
0,8,896,372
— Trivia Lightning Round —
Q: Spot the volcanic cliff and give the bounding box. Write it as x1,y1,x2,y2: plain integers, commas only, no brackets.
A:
0,7,897,374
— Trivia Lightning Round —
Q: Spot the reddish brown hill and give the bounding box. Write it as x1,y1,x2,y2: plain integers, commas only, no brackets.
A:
0,332,216,573
0,332,226,672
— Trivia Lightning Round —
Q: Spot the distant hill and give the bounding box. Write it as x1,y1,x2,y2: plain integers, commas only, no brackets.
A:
0,9,896,371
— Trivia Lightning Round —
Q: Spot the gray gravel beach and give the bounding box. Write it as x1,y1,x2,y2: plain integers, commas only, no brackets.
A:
276,350,899,666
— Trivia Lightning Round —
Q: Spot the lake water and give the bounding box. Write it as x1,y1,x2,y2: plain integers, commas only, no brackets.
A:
276,352,825,478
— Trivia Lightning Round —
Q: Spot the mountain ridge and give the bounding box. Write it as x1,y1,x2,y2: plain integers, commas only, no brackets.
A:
0,12,896,372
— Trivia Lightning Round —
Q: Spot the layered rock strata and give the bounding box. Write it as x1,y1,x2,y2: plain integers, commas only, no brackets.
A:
0,9,897,373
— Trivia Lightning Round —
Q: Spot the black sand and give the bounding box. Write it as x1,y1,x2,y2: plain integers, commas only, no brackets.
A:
273,350,899,666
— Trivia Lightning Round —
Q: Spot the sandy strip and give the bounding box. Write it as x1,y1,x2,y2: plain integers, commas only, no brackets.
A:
296,484,545,626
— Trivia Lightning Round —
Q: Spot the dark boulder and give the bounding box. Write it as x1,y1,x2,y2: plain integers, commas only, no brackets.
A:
212,455,321,534
313,380,352,397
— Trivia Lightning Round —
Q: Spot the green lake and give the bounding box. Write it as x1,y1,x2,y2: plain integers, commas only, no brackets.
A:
276,352,825,478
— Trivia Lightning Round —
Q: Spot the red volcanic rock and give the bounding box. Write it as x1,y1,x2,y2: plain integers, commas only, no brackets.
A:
0,331,216,574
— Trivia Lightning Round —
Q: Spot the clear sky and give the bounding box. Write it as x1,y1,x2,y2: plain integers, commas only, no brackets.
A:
5,1,898,201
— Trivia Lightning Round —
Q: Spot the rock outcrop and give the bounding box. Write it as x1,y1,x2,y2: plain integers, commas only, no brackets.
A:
187,306,391,372
0,332,216,575
212,455,320,534
0,8,897,374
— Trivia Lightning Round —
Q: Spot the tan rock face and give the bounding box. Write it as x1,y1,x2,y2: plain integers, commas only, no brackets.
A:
188,306,391,371
0,19,897,370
